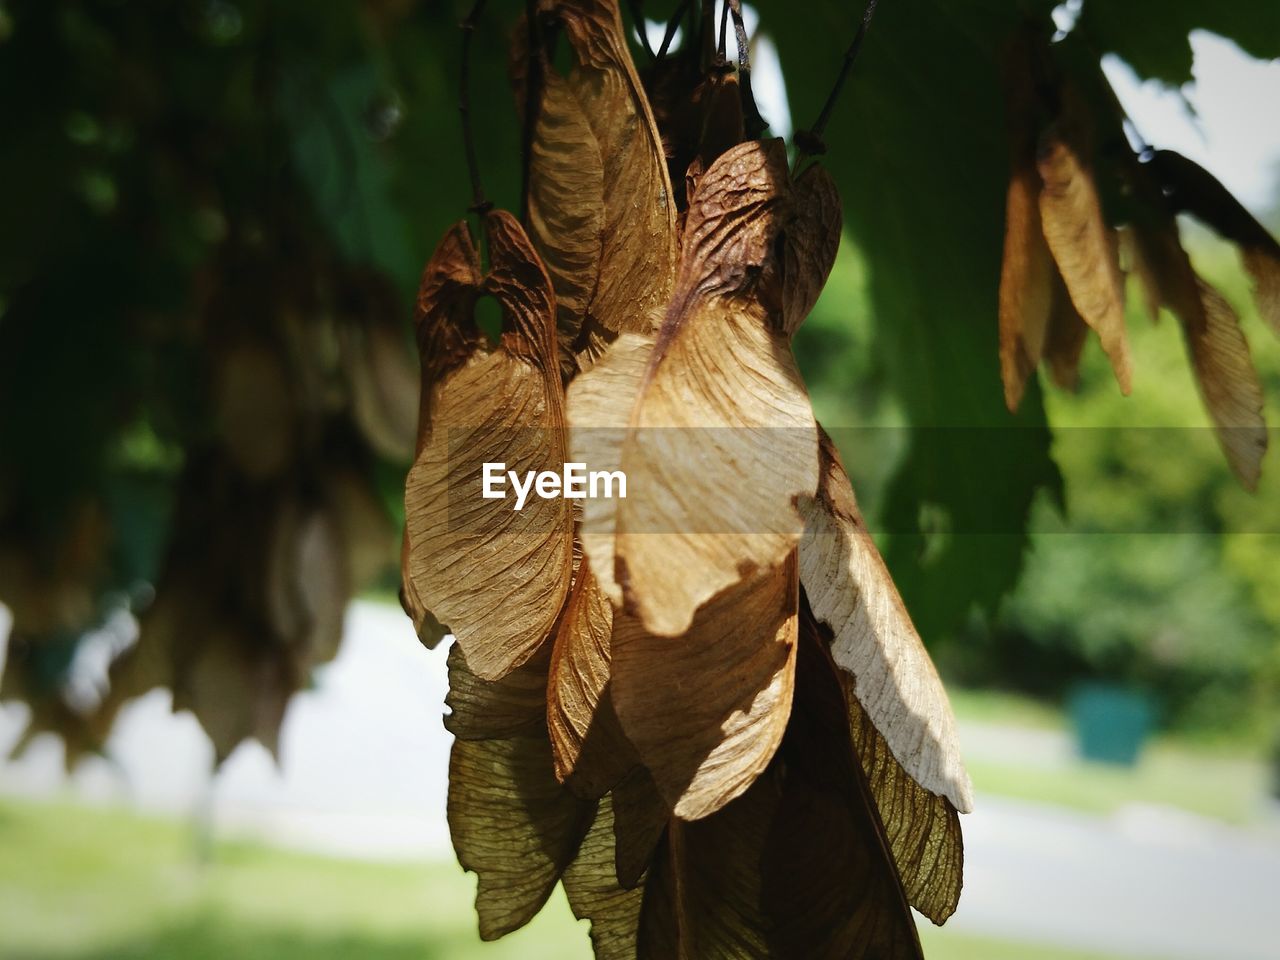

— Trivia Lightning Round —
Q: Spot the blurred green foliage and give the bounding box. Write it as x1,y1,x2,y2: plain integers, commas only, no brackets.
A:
0,0,1277,742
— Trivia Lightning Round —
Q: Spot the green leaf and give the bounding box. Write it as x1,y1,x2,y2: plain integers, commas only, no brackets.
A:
1076,0,1280,86
766,0,1062,641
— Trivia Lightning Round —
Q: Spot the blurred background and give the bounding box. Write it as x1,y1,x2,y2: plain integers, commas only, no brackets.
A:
1,1,1278,959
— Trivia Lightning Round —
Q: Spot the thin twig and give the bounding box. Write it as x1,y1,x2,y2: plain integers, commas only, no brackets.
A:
718,0,730,60
794,0,880,160
520,0,544,221
459,0,492,214
627,0,656,60
656,0,689,59
727,0,766,136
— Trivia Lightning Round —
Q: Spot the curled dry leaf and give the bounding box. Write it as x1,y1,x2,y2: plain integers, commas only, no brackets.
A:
527,69,606,377
997,38,1054,412
532,0,679,370
547,565,638,797
611,556,798,821
403,212,573,680
637,630,924,960
1127,214,1268,490
614,139,821,637
1150,149,1280,338
1037,102,1132,395
444,641,594,940
780,162,843,336
798,429,973,814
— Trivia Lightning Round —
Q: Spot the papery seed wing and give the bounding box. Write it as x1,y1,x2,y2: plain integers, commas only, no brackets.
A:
404,213,573,680
1128,217,1268,489
781,162,842,337
998,32,1055,411
611,557,798,821
1150,149,1280,338
1037,101,1132,394
1185,282,1267,490
616,140,818,637
527,69,606,378
565,332,653,607
801,599,965,925
1042,271,1090,391
548,565,638,797
444,641,594,940
561,793,645,960
538,0,678,368
636,629,924,960
798,429,973,813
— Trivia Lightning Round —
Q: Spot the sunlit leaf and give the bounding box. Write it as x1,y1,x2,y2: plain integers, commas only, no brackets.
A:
403,213,573,679
535,0,679,369
612,557,798,821
1036,95,1132,395
614,140,819,637
548,565,638,797
798,429,973,813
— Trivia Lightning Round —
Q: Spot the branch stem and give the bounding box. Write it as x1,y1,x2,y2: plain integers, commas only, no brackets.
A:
459,0,492,214
794,0,879,160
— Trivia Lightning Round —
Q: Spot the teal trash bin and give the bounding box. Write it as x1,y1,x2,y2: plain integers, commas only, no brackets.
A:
1068,683,1155,766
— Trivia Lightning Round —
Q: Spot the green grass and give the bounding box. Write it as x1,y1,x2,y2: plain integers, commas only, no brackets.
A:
946,687,1067,730
964,746,1268,825
0,797,1154,960
948,686,1273,825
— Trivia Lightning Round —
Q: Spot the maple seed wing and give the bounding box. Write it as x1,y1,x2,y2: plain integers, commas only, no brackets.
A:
547,566,638,797
527,69,606,376
1184,281,1268,491
616,140,819,637
566,332,654,606
561,793,645,960
404,213,573,680
539,0,679,367
798,430,974,813
1128,217,1268,490
1149,149,1280,338
781,162,843,336
444,641,593,940
1037,125,1132,394
611,557,798,821
999,155,1054,411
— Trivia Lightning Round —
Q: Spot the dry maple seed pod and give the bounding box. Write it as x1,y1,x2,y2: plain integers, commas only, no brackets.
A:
403,3,973,957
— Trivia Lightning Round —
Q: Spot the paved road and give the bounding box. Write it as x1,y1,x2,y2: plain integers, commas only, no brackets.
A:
2,601,1278,960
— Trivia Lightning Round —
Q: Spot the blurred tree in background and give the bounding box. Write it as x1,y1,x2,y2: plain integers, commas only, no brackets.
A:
1,0,1278,763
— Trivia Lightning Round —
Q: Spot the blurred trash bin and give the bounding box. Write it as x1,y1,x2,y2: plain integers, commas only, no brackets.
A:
1068,682,1155,766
